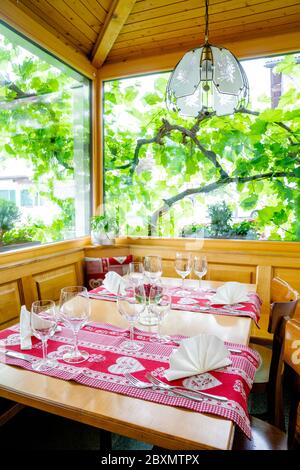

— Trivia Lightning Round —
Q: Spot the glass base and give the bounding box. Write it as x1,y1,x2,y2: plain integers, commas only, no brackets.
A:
32,358,57,371
139,313,158,326
155,335,172,344
121,340,142,351
62,349,89,364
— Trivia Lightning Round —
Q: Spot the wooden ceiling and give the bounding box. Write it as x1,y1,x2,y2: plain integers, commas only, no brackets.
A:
3,0,300,69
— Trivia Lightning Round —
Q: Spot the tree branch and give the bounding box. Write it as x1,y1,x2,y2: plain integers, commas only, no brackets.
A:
114,116,229,180
150,170,299,233
238,107,300,142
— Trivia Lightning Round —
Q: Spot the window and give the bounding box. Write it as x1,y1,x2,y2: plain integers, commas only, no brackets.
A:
103,53,300,241
0,22,91,250
0,190,16,203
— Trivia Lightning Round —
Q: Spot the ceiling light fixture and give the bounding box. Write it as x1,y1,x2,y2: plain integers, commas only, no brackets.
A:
166,0,249,117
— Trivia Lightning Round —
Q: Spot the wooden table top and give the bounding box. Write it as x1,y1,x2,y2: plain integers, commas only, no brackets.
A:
0,279,256,450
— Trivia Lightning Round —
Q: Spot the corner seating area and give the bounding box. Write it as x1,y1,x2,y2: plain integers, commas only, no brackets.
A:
1,237,300,449
1,237,300,339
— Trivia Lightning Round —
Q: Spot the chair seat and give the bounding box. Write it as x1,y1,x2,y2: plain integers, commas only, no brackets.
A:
233,416,287,450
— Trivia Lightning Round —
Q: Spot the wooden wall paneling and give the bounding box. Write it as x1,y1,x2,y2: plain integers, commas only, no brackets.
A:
0,250,85,285
84,245,131,258
99,29,300,80
20,275,38,310
252,265,273,341
20,0,95,52
0,0,97,79
206,264,256,284
0,281,23,329
33,265,79,302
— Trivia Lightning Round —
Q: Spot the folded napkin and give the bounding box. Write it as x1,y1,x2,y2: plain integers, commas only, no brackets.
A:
210,281,249,305
20,305,58,350
20,305,32,350
102,271,126,295
164,334,232,381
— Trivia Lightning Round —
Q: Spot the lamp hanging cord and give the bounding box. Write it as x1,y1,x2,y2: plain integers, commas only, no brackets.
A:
204,0,209,43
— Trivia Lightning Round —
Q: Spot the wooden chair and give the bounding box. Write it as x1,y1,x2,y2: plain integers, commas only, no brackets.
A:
249,278,299,426
233,316,300,450
283,318,300,449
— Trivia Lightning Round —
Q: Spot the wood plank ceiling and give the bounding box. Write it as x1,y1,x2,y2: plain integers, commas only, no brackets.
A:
12,0,300,67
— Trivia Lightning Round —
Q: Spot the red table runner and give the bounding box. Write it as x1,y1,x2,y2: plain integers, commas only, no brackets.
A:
89,285,261,325
0,322,260,439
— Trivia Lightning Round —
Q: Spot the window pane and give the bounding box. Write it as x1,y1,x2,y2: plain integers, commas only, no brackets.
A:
0,23,90,251
103,53,300,242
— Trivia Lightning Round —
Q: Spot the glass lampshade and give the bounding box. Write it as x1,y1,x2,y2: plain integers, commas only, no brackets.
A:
166,44,249,117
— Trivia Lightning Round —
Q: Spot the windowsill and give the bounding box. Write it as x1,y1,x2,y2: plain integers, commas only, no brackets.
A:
0,236,90,264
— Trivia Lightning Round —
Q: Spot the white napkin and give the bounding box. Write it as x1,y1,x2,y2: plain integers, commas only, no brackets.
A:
102,271,126,295
210,281,249,305
20,305,32,350
164,334,232,381
20,305,59,350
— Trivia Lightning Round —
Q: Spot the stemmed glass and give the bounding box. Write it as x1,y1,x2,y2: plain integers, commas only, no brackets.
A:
59,286,91,364
117,279,146,351
149,286,171,343
144,255,162,283
174,252,192,288
128,262,144,285
194,256,208,291
31,300,58,371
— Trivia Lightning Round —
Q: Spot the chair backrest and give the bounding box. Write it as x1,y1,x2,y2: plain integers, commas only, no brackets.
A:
271,277,299,303
267,299,299,429
283,319,300,449
268,299,299,333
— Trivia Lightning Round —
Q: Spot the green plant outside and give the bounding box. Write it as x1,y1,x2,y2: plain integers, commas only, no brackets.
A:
103,54,300,241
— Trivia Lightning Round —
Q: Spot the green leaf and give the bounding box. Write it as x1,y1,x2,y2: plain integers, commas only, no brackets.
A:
4,143,15,154
259,109,283,122
240,194,259,210
142,93,161,105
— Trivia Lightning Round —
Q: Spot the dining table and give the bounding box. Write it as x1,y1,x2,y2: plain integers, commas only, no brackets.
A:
0,279,258,450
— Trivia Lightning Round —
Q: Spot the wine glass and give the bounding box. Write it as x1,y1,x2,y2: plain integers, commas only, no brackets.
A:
128,262,144,285
174,252,192,288
193,256,208,291
31,300,58,371
144,255,162,283
149,286,171,343
117,279,146,351
59,286,91,364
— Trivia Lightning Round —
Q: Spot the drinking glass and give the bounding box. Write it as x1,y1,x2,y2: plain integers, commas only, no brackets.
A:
117,280,146,351
193,256,208,291
174,252,192,287
149,286,171,343
31,299,58,371
128,262,144,285
144,255,162,283
59,286,91,363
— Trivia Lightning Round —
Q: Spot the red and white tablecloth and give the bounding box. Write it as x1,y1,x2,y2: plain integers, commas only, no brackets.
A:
89,285,261,326
0,322,260,439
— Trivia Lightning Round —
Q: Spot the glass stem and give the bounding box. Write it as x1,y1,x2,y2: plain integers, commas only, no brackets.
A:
157,321,162,340
199,277,202,290
73,330,79,356
129,323,134,342
42,339,47,362
181,276,185,287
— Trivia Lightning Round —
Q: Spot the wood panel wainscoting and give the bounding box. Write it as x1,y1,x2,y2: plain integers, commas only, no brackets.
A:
0,238,129,330
115,237,300,342
1,237,300,342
